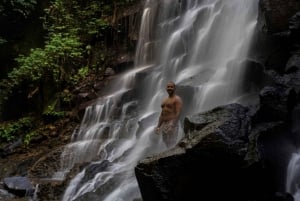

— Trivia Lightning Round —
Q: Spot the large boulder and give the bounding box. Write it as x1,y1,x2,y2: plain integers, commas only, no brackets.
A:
3,176,34,197
135,103,282,201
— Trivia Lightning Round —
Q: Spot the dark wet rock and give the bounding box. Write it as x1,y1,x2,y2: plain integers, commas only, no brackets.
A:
0,189,15,200
0,138,23,158
134,100,296,201
0,182,16,200
289,12,300,32
255,85,297,122
287,68,300,94
290,104,300,147
286,53,300,73
135,103,277,201
259,34,291,73
112,53,135,73
256,1,300,73
289,12,300,43
132,198,143,201
119,89,138,106
239,59,270,92
259,0,300,33
76,92,98,104
250,121,295,191
182,103,251,144
3,177,34,197
10,158,39,177
104,67,115,77
271,192,294,201
266,70,293,86
246,121,285,163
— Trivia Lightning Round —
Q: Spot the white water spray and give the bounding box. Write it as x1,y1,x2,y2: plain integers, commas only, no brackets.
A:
286,106,300,201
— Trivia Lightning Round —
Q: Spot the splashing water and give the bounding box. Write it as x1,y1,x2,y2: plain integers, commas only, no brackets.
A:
286,106,300,201
57,0,259,200
286,152,300,200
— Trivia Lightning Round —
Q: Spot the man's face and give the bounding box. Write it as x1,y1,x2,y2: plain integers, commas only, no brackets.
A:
166,82,175,95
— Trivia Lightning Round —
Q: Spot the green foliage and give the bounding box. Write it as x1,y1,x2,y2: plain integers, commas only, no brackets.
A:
4,33,83,95
0,37,7,45
70,66,89,84
61,91,73,104
43,99,65,119
23,131,38,145
0,0,138,118
11,0,37,17
0,0,37,18
0,117,34,142
0,116,41,145
43,0,110,40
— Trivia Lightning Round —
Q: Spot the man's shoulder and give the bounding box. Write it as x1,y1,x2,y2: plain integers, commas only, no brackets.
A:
175,95,183,101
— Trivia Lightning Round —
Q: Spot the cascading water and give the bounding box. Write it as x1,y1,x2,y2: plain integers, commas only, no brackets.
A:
286,106,300,200
56,0,259,200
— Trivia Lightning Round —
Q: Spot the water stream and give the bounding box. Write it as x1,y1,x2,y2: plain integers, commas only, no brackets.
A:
286,106,300,200
56,0,259,200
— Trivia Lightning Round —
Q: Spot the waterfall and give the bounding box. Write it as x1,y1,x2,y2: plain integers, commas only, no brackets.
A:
57,0,259,200
286,106,300,200
286,153,300,200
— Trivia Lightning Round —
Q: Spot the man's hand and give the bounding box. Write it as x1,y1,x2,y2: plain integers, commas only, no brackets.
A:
155,127,160,134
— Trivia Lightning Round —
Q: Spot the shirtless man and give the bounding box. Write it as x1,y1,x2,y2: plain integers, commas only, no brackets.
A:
155,81,183,148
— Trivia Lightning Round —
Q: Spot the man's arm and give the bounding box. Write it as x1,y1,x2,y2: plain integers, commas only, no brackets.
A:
155,114,163,134
156,98,166,130
157,115,163,128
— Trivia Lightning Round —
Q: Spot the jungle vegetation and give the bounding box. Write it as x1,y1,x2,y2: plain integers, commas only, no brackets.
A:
0,0,139,145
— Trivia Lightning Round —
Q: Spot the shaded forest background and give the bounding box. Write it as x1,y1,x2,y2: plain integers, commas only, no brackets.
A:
0,0,142,146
